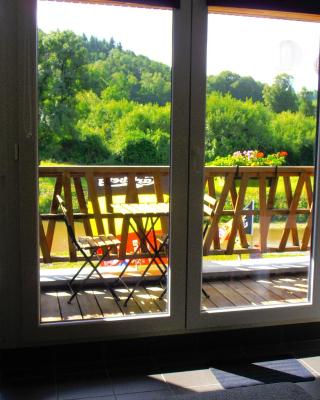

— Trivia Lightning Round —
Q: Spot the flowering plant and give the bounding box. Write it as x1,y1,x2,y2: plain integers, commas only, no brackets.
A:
208,150,288,166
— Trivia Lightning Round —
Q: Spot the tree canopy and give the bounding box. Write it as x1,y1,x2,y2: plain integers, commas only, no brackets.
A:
263,73,299,113
38,30,317,166
207,71,264,102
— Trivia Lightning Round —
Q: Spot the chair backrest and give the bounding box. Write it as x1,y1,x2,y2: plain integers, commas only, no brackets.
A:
203,194,216,238
56,195,78,247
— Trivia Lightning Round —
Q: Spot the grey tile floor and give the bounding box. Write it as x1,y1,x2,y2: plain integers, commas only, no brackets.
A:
1,338,320,400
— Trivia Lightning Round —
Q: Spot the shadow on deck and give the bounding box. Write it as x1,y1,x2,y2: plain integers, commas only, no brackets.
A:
41,266,308,323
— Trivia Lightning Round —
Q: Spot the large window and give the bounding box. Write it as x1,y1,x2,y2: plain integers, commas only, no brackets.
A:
38,0,173,323
201,13,320,312
4,0,320,347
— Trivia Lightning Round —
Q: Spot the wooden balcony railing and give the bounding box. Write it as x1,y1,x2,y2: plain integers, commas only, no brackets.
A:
39,165,314,263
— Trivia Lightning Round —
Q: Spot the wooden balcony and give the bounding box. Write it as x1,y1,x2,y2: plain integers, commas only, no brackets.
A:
41,272,308,322
39,165,313,262
39,165,313,322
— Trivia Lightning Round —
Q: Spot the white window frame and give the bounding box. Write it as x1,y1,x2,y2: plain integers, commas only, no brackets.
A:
186,0,320,332
8,0,192,346
2,0,320,348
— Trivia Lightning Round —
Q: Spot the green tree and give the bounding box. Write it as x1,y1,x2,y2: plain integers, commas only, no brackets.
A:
59,135,111,165
38,30,172,163
207,71,264,102
298,87,317,117
114,132,158,165
82,35,119,62
111,103,171,164
85,48,171,104
205,92,274,162
75,91,135,142
207,71,240,95
231,76,264,102
270,111,316,165
38,30,89,158
263,73,298,113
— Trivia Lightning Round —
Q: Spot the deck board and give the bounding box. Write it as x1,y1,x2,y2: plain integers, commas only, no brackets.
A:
113,288,144,316
202,283,218,308
41,291,61,322
271,276,308,298
57,291,83,321
41,273,309,322
256,278,303,303
226,280,267,305
94,289,123,318
144,285,167,312
202,283,233,308
77,290,103,319
133,287,161,314
210,281,251,306
240,279,284,306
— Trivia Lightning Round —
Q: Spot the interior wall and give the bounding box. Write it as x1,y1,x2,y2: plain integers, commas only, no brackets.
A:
0,0,22,347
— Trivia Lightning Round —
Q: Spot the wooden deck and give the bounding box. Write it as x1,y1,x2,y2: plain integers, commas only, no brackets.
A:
41,273,308,323
41,285,167,322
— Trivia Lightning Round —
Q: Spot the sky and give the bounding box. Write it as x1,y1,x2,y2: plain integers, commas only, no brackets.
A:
38,1,320,91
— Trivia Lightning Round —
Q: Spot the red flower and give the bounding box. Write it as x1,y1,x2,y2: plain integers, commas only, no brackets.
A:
256,152,264,158
279,151,288,156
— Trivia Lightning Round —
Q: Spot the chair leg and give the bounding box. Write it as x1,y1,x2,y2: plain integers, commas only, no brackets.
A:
68,250,97,303
159,286,167,300
202,287,210,298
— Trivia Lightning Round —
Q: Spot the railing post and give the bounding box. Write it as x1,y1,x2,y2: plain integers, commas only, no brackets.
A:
85,171,105,236
46,175,62,253
62,172,77,261
103,175,116,235
73,176,93,237
38,165,313,262
154,173,168,234
39,218,51,263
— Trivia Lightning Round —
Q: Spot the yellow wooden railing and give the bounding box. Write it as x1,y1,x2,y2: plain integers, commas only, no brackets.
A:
39,166,169,262
39,165,314,262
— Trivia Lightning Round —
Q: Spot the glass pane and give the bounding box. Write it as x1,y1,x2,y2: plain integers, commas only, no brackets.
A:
38,1,172,323
202,14,319,312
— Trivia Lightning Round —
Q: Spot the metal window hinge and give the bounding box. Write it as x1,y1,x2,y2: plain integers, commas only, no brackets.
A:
14,144,19,161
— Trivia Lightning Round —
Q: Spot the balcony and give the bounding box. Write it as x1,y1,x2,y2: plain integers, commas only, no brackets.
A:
39,165,313,322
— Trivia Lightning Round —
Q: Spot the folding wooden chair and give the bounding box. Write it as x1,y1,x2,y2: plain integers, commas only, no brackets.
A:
203,194,217,239
56,195,121,304
202,194,219,298
159,195,217,300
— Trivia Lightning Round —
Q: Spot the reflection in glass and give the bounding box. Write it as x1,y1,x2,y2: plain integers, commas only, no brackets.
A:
202,14,319,312
38,1,172,323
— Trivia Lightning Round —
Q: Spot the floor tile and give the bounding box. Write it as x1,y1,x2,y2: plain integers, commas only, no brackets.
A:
1,379,57,400
163,369,220,391
110,373,167,395
291,340,320,359
104,339,153,361
172,383,223,395
57,371,113,400
240,343,293,362
56,362,106,376
70,397,116,400
116,389,174,399
1,366,55,384
54,343,105,373
154,353,210,373
296,379,320,399
106,356,160,375
1,348,55,371
203,346,247,364
299,357,320,377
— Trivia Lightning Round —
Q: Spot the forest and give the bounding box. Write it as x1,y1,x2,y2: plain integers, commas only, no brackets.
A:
38,30,318,166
